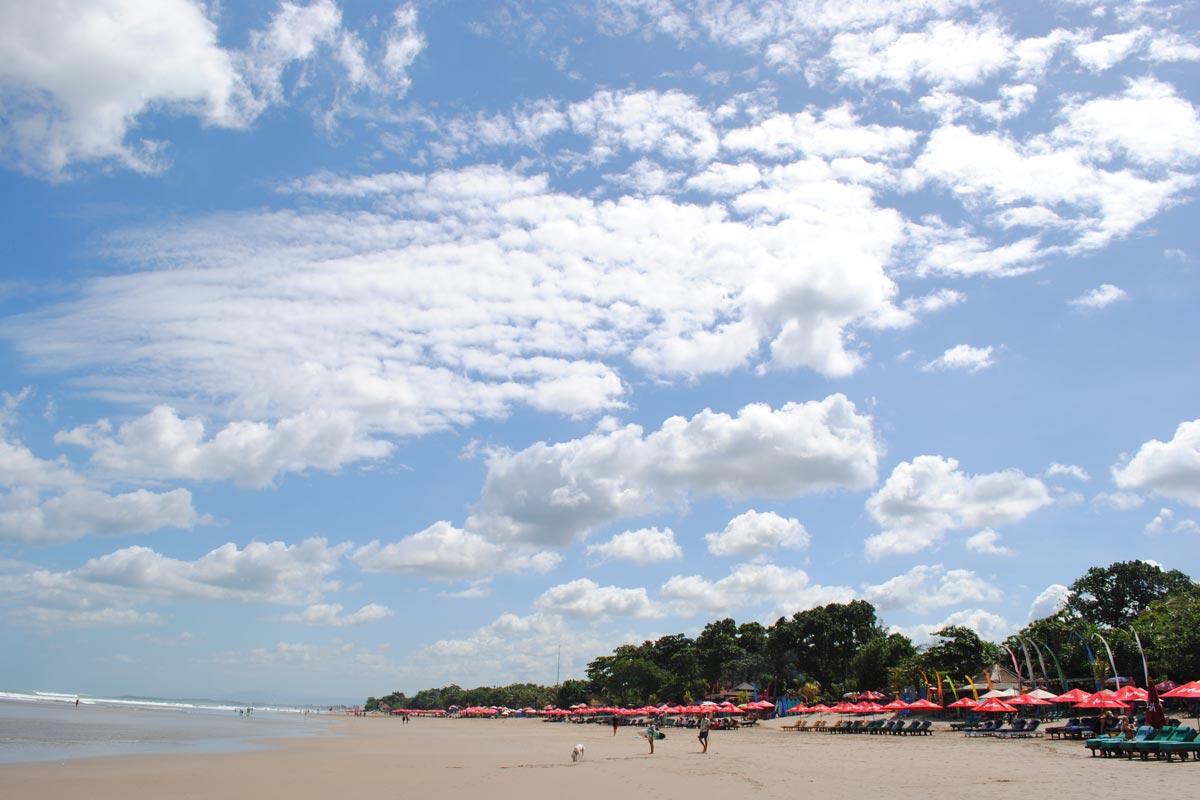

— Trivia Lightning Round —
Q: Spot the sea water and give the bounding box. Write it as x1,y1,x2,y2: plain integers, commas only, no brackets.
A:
0,691,335,764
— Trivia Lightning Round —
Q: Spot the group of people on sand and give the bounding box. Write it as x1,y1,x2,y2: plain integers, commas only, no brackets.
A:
638,713,713,755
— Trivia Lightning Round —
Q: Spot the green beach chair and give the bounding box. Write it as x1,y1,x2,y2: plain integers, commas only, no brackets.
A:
1143,726,1196,761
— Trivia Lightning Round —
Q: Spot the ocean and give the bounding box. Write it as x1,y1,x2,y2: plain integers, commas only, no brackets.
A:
0,690,337,765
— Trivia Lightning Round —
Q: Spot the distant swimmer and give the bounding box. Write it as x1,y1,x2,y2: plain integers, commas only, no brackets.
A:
75,698,79,708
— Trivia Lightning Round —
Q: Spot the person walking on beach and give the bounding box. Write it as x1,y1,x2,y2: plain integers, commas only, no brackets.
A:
698,713,711,754
611,715,619,736
645,720,657,754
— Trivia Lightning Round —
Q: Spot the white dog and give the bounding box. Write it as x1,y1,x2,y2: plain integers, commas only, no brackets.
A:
571,743,585,762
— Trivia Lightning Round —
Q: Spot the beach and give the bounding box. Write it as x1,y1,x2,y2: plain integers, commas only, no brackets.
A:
4,715,1196,799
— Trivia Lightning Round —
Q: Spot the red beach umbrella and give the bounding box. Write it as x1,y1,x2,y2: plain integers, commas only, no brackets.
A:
974,697,1018,713
947,697,978,709
1073,693,1130,710
1160,681,1200,699
808,703,831,713
1007,694,1052,707
881,698,910,711
857,702,884,714
787,705,809,714
857,690,886,700
1114,686,1147,702
1051,688,1092,703
905,698,943,711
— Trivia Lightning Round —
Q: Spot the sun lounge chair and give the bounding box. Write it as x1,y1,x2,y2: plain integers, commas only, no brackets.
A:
1154,727,1199,762
1045,718,1080,739
781,718,805,731
912,720,933,736
964,719,997,737
895,720,921,735
1084,732,1124,756
950,713,982,731
1097,726,1156,758
1117,726,1173,759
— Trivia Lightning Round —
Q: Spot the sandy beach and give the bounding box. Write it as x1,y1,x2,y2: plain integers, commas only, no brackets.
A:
3,715,1196,799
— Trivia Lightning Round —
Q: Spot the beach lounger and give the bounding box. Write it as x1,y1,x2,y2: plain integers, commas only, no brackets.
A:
1155,727,1199,762
1098,726,1156,758
950,713,982,731
1045,718,1080,739
1084,732,1124,756
1116,726,1172,759
1132,726,1192,760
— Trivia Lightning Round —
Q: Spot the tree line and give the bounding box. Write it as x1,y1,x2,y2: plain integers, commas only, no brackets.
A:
365,560,1198,712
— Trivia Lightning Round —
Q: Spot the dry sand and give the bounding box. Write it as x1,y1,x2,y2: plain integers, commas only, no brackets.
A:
3,715,1195,799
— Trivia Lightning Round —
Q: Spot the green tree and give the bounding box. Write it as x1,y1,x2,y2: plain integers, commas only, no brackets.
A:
554,679,592,709
850,632,916,692
1134,586,1200,680
767,601,885,691
921,626,997,682
1065,560,1196,629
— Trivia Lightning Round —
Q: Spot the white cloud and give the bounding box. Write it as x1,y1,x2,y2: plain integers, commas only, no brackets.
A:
865,455,1053,558
1074,28,1147,71
533,578,656,620
0,1,427,178
0,437,81,489
1092,491,1145,510
0,538,350,630
467,395,879,547
568,89,720,162
282,602,393,626
1028,583,1070,621
352,522,561,580
902,288,965,315
1058,78,1200,168
56,406,392,489
863,564,1002,613
704,509,810,558
1069,283,1128,310
6,160,910,479
922,344,995,373
0,487,203,545
658,562,854,620
1113,420,1200,506
1045,463,1091,481
965,529,1012,556
826,19,1014,90
586,527,683,565
1144,507,1200,536
722,105,916,160
893,608,1012,646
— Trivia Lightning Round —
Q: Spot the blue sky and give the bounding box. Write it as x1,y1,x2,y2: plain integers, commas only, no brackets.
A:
0,0,1198,706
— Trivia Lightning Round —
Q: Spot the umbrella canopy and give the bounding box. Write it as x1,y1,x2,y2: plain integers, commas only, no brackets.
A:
979,688,1016,699
1007,694,1053,706
1073,693,1130,710
947,697,978,709
808,703,831,713
1161,681,1200,699
881,698,910,711
1026,689,1058,700
1155,680,1179,693
974,698,1018,713
856,690,886,700
787,705,809,714
905,698,943,711
1050,688,1092,703
855,702,884,714
1114,685,1148,702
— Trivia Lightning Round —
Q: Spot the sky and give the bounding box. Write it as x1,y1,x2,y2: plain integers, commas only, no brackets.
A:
0,0,1198,706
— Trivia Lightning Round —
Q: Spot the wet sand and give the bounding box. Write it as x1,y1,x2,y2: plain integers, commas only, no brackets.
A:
3,715,1195,799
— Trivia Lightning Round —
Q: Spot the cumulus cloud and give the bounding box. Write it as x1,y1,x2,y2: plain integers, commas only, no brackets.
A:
1144,508,1200,536
863,564,1002,613
1045,463,1091,481
0,487,203,545
56,406,392,489
467,395,879,547
658,563,854,620
922,344,995,373
0,538,349,630
865,455,1053,558
1027,583,1070,621
282,602,393,626
0,0,426,178
965,529,1012,556
352,522,561,580
704,510,810,558
1113,420,1200,506
586,527,683,565
1069,284,1127,310
893,608,1011,645
533,578,657,620
1092,491,1145,510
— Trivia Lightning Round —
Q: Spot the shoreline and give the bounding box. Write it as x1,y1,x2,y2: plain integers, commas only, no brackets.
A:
3,716,1197,800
